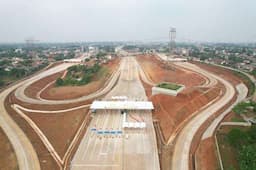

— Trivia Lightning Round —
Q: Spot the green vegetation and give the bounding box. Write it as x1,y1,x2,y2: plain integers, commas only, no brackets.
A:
217,126,256,170
0,62,48,88
156,82,182,90
232,71,255,97
55,64,101,86
231,116,245,123
0,79,4,86
96,52,107,58
227,126,256,170
233,101,256,115
251,69,256,77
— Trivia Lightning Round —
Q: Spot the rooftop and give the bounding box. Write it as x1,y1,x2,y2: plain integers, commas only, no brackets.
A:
90,100,154,110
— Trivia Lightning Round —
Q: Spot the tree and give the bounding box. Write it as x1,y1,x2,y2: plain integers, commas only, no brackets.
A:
239,144,256,170
227,128,248,148
56,78,64,86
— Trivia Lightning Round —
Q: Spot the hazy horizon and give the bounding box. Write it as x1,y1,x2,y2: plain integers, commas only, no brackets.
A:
1,0,256,43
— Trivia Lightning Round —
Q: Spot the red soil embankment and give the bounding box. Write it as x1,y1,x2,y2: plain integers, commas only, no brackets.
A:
195,137,218,170
138,54,221,141
24,71,64,99
152,87,221,141
6,93,59,170
7,91,92,169
193,61,241,86
137,54,205,88
24,107,89,158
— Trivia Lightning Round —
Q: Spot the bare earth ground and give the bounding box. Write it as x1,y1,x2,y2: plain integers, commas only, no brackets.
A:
223,111,245,122
193,61,242,86
152,87,221,141
140,56,247,169
137,54,220,141
7,90,92,169
23,108,89,158
40,58,120,100
4,59,120,169
24,71,64,99
195,137,218,170
137,54,205,88
5,93,59,170
0,128,18,170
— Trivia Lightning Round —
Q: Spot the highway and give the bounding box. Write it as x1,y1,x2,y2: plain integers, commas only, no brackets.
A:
171,62,236,170
0,59,116,170
71,57,160,170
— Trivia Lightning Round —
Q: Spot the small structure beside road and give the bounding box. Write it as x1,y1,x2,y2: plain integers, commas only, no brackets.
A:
152,82,185,96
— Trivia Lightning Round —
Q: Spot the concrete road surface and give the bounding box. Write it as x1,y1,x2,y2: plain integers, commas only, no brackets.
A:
171,62,236,170
15,62,121,104
202,83,248,139
71,57,160,170
0,78,42,170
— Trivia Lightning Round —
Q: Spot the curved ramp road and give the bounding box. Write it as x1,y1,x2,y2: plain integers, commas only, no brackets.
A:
0,79,41,170
171,62,236,170
15,61,122,104
174,62,218,88
202,83,248,140
13,103,91,114
0,58,122,170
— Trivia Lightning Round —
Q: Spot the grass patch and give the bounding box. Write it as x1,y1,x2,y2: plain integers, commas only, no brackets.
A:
156,82,182,90
231,117,245,122
233,101,256,115
217,126,256,170
94,66,110,81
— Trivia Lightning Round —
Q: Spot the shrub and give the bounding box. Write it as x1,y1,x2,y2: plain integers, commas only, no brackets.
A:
56,78,64,86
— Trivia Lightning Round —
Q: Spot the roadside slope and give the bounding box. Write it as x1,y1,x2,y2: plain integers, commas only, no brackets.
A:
171,62,235,170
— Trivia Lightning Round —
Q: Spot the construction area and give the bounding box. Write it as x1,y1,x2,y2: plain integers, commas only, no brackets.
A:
71,57,160,170
0,50,252,170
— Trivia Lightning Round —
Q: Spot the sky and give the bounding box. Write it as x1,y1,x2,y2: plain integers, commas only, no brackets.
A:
0,0,256,43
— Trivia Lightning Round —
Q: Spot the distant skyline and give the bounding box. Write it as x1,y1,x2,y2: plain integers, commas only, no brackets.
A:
0,0,256,43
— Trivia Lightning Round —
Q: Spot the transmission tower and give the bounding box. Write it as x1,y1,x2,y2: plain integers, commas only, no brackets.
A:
164,27,176,82
169,27,176,55
25,37,39,48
